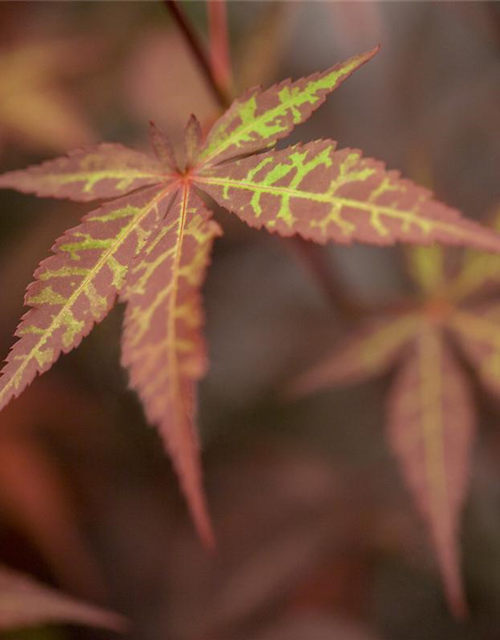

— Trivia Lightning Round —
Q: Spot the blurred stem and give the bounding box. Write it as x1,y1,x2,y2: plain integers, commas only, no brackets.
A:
164,0,231,107
286,239,365,319
207,0,233,97
164,0,363,321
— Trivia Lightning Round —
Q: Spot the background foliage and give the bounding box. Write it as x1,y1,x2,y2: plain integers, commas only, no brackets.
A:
1,2,500,639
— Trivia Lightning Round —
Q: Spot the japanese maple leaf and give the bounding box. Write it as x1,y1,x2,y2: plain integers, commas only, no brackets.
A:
290,213,500,617
2,47,500,546
0,39,95,154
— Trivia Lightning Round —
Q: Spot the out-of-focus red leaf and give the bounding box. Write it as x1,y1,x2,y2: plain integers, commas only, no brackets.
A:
327,1,386,57
0,432,104,597
288,314,418,396
251,613,384,640
387,325,474,617
0,39,99,153
125,29,219,148
448,206,500,301
0,564,126,631
449,303,500,396
234,3,297,94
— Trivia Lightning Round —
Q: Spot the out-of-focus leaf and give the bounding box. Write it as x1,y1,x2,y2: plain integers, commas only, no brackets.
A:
0,40,97,153
234,3,297,93
406,245,446,296
0,433,104,597
387,324,473,617
327,1,386,57
449,304,500,395
0,565,126,631
125,29,219,148
448,206,500,300
289,314,418,395
251,613,383,640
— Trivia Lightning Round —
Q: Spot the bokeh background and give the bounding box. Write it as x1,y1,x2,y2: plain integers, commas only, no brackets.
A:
1,2,500,639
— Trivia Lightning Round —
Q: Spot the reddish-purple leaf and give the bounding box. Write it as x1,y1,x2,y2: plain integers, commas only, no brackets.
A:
387,325,474,617
0,144,166,201
0,186,174,413
149,121,178,173
121,186,222,546
196,141,500,252
197,47,379,167
184,114,203,169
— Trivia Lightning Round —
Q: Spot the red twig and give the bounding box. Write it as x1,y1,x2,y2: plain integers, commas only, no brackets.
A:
164,0,231,108
207,0,233,96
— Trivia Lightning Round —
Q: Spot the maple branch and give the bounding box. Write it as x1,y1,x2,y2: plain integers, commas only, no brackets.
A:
164,0,363,321
164,0,232,108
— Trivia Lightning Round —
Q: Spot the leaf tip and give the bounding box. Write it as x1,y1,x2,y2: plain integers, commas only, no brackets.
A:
356,44,381,66
184,114,203,168
148,121,177,171
442,566,469,621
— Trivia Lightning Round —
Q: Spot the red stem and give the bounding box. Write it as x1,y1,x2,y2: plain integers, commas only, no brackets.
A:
287,239,365,319
164,0,231,108
207,0,233,96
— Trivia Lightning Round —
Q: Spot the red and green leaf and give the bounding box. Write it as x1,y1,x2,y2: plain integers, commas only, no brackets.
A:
121,186,221,546
0,564,126,632
0,185,174,413
0,144,167,201
196,141,500,251
387,325,474,617
197,47,379,167
289,314,419,396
